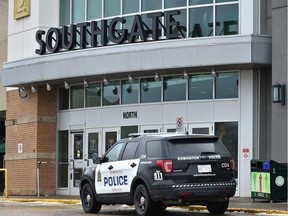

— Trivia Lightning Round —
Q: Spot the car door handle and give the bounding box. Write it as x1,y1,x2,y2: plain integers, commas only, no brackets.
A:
108,165,113,170
130,162,137,168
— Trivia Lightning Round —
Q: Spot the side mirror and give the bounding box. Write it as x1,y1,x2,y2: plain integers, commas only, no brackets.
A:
91,153,101,164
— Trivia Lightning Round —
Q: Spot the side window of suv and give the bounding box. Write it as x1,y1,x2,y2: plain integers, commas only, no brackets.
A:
146,140,167,158
103,142,125,162
122,141,140,160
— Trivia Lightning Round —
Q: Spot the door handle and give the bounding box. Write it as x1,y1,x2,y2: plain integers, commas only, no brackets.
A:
130,162,137,168
108,165,113,170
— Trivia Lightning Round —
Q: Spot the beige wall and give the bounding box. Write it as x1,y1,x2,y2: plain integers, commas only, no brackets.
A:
0,0,8,111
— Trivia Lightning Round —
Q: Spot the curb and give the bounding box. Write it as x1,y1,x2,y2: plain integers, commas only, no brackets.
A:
1,197,287,215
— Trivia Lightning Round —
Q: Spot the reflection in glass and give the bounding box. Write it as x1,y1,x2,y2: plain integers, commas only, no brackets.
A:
70,85,84,109
215,72,239,99
59,87,69,110
73,169,82,187
104,0,120,17
88,133,99,159
72,0,85,23
215,122,238,178
142,0,161,11
74,134,83,159
165,9,187,38
165,0,186,8
121,126,138,139
216,4,238,36
189,7,213,37
190,0,213,5
105,132,117,152
140,78,161,103
189,74,213,100
57,130,68,188
122,80,139,105
123,0,139,14
86,83,101,107
163,76,186,102
87,0,102,20
103,81,120,106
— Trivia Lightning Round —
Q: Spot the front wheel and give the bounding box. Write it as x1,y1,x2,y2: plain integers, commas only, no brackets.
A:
206,200,229,214
134,184,155,216
81,183,102,213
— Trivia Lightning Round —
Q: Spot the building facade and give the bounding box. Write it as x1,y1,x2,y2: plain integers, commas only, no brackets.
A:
0,0,287,197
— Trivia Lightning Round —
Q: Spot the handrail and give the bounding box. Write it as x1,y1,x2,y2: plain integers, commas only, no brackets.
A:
0,169,8,197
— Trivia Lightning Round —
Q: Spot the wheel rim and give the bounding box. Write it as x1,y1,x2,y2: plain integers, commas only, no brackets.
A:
136,190,146,212
84,190,92,208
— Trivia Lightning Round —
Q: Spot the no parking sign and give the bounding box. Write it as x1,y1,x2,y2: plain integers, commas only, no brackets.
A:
176,117,183,131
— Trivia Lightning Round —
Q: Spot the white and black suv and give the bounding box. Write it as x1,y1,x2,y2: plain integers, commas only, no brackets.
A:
80,133,236,216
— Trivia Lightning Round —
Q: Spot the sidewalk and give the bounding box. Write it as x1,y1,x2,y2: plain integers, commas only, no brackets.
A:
0,195,287,214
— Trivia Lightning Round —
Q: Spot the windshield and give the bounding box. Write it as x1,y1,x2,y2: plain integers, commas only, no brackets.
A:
167,138,229,157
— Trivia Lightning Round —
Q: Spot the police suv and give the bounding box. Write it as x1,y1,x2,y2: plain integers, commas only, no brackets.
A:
79,133,236,216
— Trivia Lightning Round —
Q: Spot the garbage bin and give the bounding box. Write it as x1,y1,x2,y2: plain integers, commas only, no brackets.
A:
251,160,287,201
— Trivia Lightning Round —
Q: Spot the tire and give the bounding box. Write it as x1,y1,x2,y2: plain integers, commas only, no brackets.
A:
81,183,102,213
134,184,155,216
206,200,229,214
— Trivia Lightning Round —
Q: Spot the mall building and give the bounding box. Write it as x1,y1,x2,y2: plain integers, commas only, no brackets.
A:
0,0,287,197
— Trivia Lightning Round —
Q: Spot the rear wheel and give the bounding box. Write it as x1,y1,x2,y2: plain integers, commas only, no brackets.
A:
134,184,155,216
207,200,229,214
81,183,102,213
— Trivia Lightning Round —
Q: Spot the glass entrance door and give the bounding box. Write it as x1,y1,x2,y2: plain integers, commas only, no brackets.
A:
103,128,120,153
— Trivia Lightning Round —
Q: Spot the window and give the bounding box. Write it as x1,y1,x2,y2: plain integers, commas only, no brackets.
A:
86,83,101,107
122,142,140,160
57,131,68,188
123,0,139,14
104,0,120,17
87,0,102,20
141,0,161,12
58,87,69,110
215,72,239,99
146,141,167,158
189,74,213,100
60,0,70,26
140,78,161,103
163,76,186,102
70,85,84,109
121,126,138,139
121,79,139,105
189,6,213,37
165,0,186,8
103,81,120,106
216,4,238,36
88,132,99,159
103,142,125,162
190,0,213,5
72,0,85,23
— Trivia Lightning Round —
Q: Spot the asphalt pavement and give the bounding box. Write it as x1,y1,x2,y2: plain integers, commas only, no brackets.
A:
0,195,287,215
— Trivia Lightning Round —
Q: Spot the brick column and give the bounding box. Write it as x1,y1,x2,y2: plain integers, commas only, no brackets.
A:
5,86,57,195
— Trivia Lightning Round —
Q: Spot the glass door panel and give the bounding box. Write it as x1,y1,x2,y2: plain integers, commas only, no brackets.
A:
103,128,120,153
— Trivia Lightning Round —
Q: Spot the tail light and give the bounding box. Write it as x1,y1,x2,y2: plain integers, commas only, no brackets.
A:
156,160,173,173
229,157,235,170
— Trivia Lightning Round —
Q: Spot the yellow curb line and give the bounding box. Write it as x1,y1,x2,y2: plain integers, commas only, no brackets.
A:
0,198,80,205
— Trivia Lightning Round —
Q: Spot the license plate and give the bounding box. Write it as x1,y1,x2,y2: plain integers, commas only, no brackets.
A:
197,165,212,173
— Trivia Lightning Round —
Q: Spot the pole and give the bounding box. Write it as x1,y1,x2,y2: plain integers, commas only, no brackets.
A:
37,162,47,197
0,169,8,197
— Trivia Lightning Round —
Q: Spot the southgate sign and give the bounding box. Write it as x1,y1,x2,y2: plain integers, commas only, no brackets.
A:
35,10,183,55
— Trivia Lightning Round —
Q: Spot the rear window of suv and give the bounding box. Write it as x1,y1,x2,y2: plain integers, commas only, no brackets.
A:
167,138,229,157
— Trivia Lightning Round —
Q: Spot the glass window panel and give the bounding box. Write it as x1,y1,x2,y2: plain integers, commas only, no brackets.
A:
216,4,238,36
86,83,101,107
122,141,140,160
122,79,139,105
141,14,154,39
215,72,239,99
121,126,138,139
74,134,83,159
70,85,84,109
189,74,213,100
123,0,139,14
104,0,120,17
88,132,99,159
141,0,161,12
57,130,68,188
140,78,161,103
190,0,213,5
163,76,186,102
215,122,238,178
165,0,186,8
88,0,102,20
60,0,70,26
189,7,213,37
103,81,120,106
58,87,69,110
216,0,238,3
165,9,187,38
72,0,85,23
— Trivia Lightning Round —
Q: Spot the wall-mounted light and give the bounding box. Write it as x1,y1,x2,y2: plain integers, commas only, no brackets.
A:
103,77,109,86
128,75,133,84
84,79,89,88
31,85,36,93
64,81,69,89
183,71,189,79
272,83,286,105
18,86,29,98
46,83,52,91
155,73,160,82
211,69,217,78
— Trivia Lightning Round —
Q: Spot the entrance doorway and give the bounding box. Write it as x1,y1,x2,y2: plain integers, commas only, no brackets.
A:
103,128,120,152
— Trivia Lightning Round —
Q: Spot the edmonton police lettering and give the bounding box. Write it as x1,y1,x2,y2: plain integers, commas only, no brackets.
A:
104,175,128,187
35,10,182,55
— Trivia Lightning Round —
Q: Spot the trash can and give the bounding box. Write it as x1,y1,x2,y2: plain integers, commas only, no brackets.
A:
251,160,287,201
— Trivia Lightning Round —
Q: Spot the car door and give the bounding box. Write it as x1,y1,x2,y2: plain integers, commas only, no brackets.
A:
95,141,140,194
